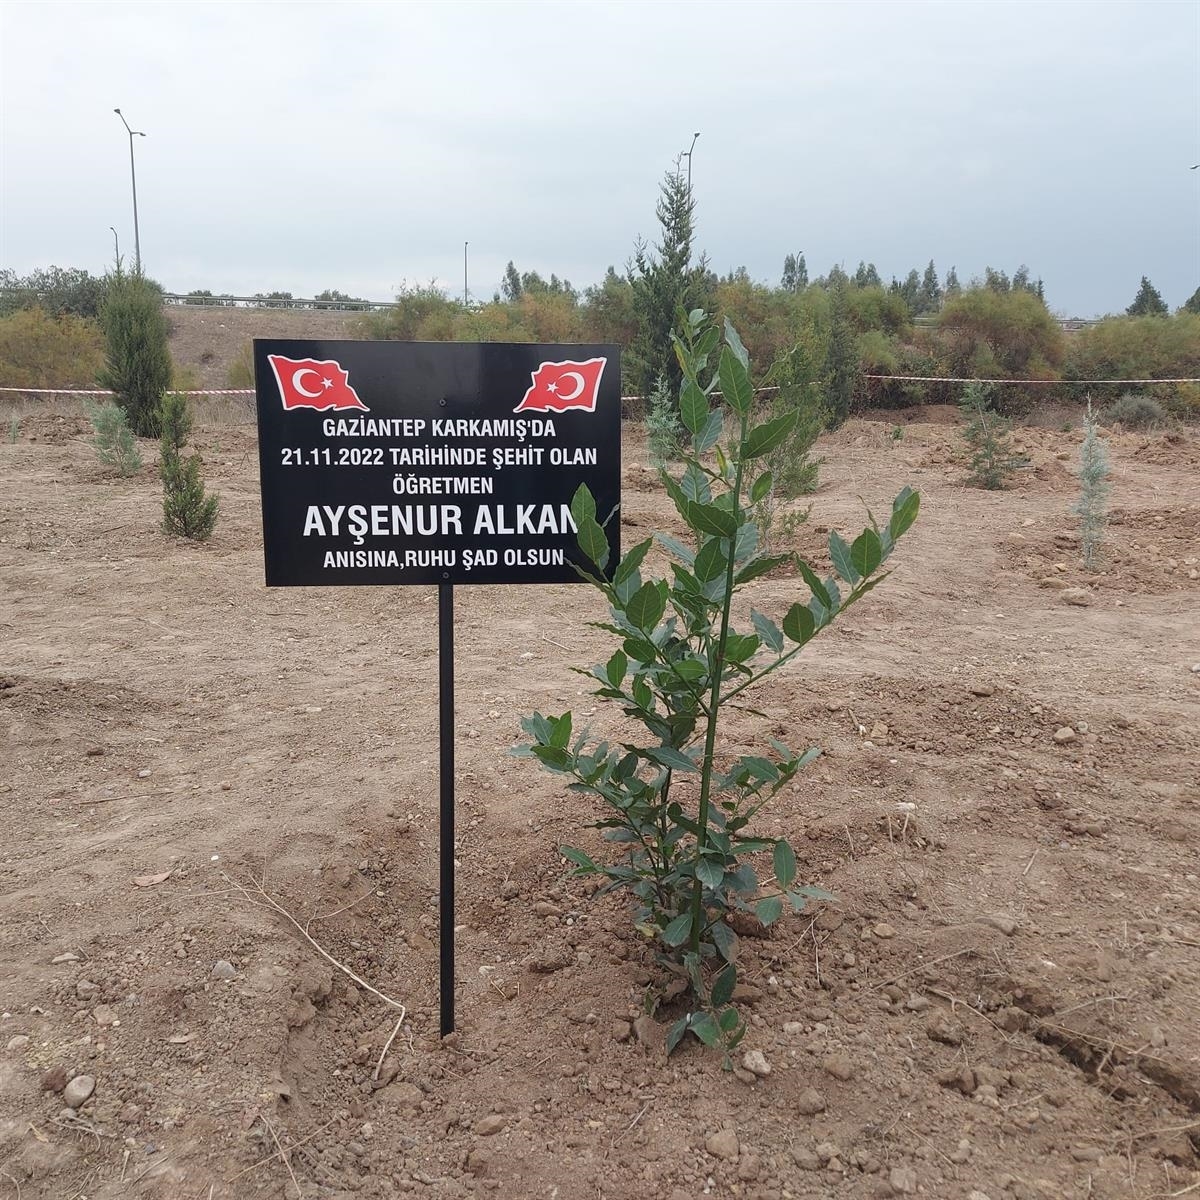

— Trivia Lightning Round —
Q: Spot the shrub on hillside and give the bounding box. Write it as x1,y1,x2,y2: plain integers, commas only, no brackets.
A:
0,307,104,388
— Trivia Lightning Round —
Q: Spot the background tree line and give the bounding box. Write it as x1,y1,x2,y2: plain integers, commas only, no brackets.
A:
3,167,1199,414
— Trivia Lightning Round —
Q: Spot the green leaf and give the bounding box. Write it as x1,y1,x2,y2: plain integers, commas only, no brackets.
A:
689,1011,721,1047
724,632,760,664
666,1016,689,1055
723,318,749,368
569,482,596,527
756,895,784,926
662,911,693,947
669,656,706,682
688,501,738,539
850,527,883,577
718,345,754,415
694,538,729,583
750,471,773,504
796,558,832,609
614,538,652,587
773,839,797,889
577,517,609,571
889,486,920,540
750,609,784,652
718,1006,741,1033
794,884,838,903
828,531,860,584
710,920,737,962
632,676,652,709
696,857,724,889
711,962,737,1007
781,601,816,643
742,410,799,460
655,532,695,565
733,522,758,562
605,649,627,689
695,323,721,361
680,462,711,504
549,711,573,748
734,554,790,585
695,408,723,453
559,846,597,873
680,379,707,435
626,581,667,631
622,636,657,664
647,745,698,773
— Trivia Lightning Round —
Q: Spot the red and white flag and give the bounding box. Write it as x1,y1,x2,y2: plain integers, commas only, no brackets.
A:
268,354,368,413
513,357,606,414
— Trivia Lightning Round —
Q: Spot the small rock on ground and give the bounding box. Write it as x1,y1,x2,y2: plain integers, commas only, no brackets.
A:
1053,726,1076,744
41,1066,68,1093
978,913,1018,936
705,1128,739,1160
211,960,237,980
796,1087,827,1115
5,1036,29,1052
926,1012,963,1045
822,1052,854,1081
474,1114,506,1136
742,1049,771,1077
63,1075,95,1109
889,1164,918,1194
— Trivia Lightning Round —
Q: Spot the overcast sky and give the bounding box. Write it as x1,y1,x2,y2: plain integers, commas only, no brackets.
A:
2,1,1197,317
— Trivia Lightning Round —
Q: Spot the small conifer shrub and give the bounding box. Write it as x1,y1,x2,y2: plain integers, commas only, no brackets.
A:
1072,399,1110,570
159,392,218,540
959,382,1026,489
85,399,142,476
646,372,684,465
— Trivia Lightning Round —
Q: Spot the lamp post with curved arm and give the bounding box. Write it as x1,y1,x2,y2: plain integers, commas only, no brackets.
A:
113,108,145,274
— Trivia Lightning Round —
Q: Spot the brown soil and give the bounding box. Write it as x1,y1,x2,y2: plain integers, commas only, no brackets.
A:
1,409,1199,1200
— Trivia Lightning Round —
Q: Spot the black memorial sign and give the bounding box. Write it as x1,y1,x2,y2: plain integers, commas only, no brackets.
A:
253,340,621,587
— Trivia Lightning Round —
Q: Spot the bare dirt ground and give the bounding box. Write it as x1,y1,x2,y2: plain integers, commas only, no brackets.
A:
1,404,1199,1200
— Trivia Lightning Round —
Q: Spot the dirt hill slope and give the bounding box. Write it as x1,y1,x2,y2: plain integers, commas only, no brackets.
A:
167,305,366,389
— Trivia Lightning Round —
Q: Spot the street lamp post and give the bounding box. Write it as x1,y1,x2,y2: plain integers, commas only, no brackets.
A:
463,241,469,307
109,226,120,265
113,108,145,274
684,131,700,194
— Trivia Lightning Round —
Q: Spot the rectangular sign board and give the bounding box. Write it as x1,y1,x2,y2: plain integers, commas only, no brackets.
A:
253,340,621,586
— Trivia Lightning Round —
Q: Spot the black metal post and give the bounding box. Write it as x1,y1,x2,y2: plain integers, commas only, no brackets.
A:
438,582,455,1036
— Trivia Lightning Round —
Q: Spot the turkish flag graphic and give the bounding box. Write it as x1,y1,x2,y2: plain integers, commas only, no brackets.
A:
268,355,369,413
513,357,606,414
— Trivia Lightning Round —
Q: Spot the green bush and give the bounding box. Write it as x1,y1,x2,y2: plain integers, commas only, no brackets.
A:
938,287,1064,380
0,266,108,319
1065,314,1200,390
0,307,105,388
85,400,142,476
518,313,919,1057
1106,392,1164,429
159,392,218,539
99,272,172,437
